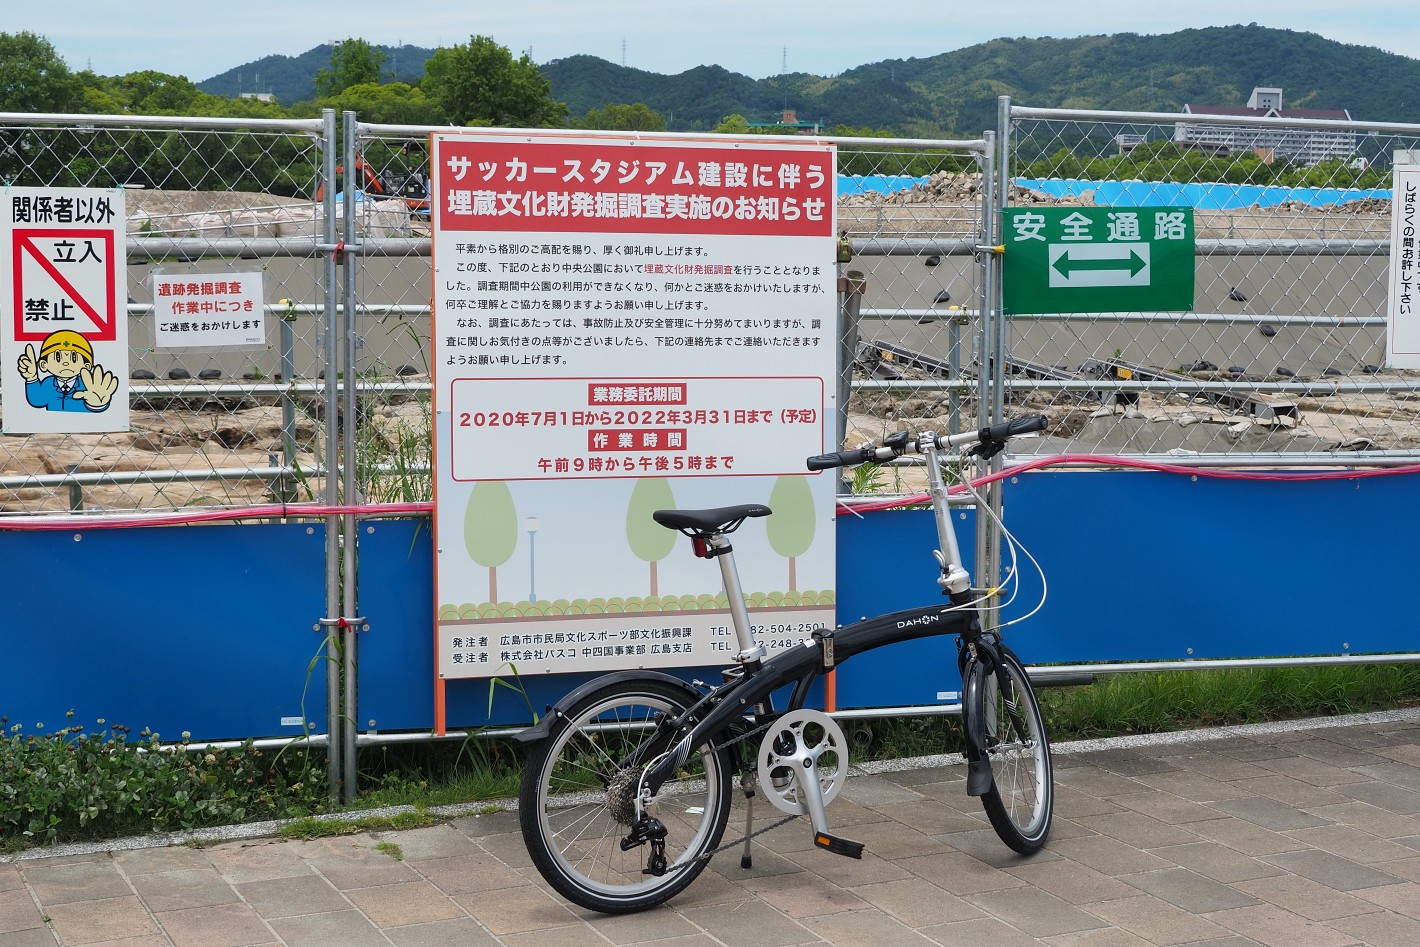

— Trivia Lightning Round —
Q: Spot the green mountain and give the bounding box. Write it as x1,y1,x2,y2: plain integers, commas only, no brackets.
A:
197,25,1420,134
199,44,436,103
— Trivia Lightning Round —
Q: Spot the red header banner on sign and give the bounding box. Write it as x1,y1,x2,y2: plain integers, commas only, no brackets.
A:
435,138,834,238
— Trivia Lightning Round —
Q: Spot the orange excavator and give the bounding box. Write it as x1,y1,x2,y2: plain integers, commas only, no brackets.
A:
318,142,431,218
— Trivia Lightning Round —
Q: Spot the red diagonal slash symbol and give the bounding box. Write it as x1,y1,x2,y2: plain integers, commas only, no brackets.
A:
12,229,117,342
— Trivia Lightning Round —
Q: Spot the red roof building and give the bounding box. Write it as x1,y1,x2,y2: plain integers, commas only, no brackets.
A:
1176,88,1355,165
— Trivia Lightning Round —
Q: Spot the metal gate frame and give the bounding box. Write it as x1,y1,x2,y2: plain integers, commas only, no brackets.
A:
988,96,1420,676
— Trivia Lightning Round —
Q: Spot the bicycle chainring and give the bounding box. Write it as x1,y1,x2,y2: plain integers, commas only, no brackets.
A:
755,709,850,816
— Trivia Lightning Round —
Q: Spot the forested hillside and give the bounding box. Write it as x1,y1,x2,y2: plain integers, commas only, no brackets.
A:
200,44,436,103
191,24,1420,136
540,26,1420,135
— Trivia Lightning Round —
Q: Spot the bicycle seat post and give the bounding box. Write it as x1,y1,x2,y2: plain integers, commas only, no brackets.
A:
707,531,767,669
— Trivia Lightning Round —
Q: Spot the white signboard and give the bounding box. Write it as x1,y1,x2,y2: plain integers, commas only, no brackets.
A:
152,271,266,348
1,187,129,433
1388,162,1420,368
431,132,839,691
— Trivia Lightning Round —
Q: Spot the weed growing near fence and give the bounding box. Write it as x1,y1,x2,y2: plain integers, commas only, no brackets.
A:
851,663,1420,760
0,714,328,852
3,664,1416,853
1038,663,1420,739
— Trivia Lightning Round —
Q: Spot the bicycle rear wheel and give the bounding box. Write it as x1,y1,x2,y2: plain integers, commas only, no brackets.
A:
518,678,733,914
964,646,1053,853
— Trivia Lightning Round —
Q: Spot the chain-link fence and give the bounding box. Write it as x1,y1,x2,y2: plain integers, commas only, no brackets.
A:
999,100,1420,462
834,135,994,484
12,104,1420,792
344,123,1000,503
0,110,340,514
10,104,1418,509
0,114,1001,515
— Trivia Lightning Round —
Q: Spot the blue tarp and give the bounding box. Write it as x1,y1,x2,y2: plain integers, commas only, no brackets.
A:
837,174,1391,208
837,175,929,196
1012,178,1391,210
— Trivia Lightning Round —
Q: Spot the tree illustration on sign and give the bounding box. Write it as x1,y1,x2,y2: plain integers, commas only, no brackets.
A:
464,481,518,604
626,477,677,598
766,475,816,592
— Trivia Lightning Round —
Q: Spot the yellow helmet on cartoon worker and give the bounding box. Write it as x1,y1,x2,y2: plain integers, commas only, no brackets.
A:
38,330,93,363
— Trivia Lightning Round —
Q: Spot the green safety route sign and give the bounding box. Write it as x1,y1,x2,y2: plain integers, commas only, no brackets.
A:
1001,206,1195,314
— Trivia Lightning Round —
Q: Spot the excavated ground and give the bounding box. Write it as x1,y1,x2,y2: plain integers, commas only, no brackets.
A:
1,180,1405,512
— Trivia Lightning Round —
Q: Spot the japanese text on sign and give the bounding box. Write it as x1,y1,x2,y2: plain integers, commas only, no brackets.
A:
1396,182,1416,320
1009,209,1191,244
449,376,823,481
10,195,117,226
438,140,833,237
1388,168,1419,366
152,273,266,348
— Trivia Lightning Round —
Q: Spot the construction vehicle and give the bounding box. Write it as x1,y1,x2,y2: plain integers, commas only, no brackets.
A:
317,142,430,218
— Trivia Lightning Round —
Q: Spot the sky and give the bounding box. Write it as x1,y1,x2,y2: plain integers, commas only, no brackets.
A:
18,1,1420,84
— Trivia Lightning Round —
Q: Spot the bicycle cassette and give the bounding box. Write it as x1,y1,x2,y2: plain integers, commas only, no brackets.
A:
756,709,849,816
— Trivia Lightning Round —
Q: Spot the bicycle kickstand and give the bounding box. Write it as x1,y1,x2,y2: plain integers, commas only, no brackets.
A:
738,772,756,869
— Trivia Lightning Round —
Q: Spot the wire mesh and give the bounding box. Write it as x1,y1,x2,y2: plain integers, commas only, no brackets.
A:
0,113,332,515
1003,106,1420,460
347,128,995,502
823,139,993,496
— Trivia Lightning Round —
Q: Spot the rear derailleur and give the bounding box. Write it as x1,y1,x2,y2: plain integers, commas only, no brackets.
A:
620,814,669,876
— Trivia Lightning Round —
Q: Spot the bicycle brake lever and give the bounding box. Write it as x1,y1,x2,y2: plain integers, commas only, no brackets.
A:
969,438,1008,461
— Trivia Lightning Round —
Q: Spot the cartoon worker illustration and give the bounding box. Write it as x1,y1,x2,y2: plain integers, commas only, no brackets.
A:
16,330,120,413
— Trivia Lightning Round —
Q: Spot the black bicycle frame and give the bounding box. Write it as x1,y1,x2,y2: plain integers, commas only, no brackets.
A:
545,602,986,792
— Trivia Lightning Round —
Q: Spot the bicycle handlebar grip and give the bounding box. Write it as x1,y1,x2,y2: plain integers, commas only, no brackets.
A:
806,446,874,470
980,415,1049,443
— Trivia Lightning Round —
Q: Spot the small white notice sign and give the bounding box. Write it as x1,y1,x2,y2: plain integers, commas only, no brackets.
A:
152,272,265,348
1387,161,1420,368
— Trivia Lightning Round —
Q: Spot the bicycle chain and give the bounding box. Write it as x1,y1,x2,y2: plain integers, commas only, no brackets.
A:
665,713,804,867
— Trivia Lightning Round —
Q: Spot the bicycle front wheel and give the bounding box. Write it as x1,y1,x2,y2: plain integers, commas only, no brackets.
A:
518,678,733,914
965,647,1053,854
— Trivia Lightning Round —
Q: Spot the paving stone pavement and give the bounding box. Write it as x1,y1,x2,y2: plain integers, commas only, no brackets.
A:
2,709,1418,946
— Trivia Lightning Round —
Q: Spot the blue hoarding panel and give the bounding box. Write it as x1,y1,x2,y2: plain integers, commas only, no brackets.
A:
353,519,435,732
830,506,977,710
997,470,1420,663
0,523,327,742
356,518,817,730
355,469,1420,728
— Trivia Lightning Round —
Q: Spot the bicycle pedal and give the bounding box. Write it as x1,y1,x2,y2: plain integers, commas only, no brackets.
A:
813,831,864,859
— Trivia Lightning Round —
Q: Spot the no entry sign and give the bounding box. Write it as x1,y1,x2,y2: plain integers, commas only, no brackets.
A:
1,187,129,434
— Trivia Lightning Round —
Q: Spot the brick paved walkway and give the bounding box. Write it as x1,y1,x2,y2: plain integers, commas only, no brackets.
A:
2,709,1418,946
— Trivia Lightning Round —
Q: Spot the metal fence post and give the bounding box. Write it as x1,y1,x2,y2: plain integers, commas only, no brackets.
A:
836,269,866,477
340,111,363,805
319,107,344,804
975,124,1005,600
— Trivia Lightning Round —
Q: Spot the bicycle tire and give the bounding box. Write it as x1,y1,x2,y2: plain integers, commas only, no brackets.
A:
518,677,733,914
964,646,1053,854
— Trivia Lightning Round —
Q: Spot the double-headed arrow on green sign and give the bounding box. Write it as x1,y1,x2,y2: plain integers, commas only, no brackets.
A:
1002,207,1195,314
1052,248,1147,279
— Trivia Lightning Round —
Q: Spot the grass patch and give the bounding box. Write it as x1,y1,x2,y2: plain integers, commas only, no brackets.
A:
852,663,1420,760
0,715,328,848
278,809,435,841
3,663,1415,853
1039,663,1420,738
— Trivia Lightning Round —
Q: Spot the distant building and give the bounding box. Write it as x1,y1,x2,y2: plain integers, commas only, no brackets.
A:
239,92,276,103
1175,88,1354,165
747,109,823,135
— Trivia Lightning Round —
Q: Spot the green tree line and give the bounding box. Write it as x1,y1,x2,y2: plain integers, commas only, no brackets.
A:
3,25,1412,196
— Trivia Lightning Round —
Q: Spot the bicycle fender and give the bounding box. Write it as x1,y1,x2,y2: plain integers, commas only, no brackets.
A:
961,659,995,797
510,670,706,743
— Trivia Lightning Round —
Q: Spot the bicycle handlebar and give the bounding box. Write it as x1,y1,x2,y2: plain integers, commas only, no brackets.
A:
805,415,1049,470
806,445,882,471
